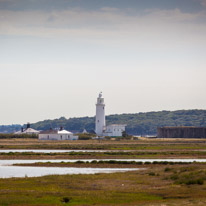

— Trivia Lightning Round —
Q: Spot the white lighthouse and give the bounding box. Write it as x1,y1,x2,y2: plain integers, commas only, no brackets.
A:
95,92,105,136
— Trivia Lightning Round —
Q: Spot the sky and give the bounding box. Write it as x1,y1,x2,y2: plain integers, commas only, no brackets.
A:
0,0,206,125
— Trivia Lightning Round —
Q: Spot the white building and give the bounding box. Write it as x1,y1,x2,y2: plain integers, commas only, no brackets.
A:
39,128,78,140
95,92,126,137
103,124,126,137
15,123,39,135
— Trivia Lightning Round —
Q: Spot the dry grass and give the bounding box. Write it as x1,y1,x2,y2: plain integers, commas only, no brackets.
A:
0,164,206,205
1,139,206,205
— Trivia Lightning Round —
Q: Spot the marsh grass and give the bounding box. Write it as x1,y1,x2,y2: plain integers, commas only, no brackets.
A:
1,164,206,205
1,138,206,151
3,150,206,160
1,138,206,160
1,139,206,205
14,160,198,169
166,166,206,186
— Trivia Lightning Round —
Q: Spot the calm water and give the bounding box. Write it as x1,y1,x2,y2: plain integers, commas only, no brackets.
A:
0,158,205,178
0,159,142,178
0,166,139,178
0,166,140,178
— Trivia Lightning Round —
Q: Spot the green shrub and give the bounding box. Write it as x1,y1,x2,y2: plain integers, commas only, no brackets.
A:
197,179,204,185
61,197,71,203
170,174,178,180
76,161,84,164
149,172,155,176
164,167,172,172
0,133,38,139
77,133,96,140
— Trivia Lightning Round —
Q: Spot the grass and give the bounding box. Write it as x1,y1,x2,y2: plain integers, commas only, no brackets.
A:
0,172,163,205
1,164,206,205
0,138,206,151
1,150,206,160
1,138,206,205
169,166,206,185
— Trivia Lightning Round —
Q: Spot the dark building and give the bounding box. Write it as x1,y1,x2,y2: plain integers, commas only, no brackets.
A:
157,127,206,138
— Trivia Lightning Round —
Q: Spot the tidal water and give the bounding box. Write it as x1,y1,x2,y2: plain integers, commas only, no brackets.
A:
0,166,139,178
0,158,205,178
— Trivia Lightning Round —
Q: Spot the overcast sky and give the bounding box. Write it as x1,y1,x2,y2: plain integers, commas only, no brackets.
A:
0,0,206,125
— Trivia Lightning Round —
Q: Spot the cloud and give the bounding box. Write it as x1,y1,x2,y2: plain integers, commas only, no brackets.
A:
200,0,206,6
146,8,203,22
0,8,204,30
0,7,206,49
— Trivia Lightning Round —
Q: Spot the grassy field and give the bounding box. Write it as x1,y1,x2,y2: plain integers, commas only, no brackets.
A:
1,138,206,159
1,163,206,205
0,138,206,150
1,138,206,205
1,150,206,159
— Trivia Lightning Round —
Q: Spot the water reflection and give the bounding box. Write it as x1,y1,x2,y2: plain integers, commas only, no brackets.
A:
0,158,205,178
0,166,139,178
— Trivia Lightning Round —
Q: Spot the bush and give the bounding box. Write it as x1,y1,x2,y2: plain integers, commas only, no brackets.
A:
61,197,71,203
76,161,84,164
164,167,172,172
77,133,96,140
197,179,204,185
184,178,204,185
0,133,38,139
149,172,155,176
170,174,178,180
170,169,205,185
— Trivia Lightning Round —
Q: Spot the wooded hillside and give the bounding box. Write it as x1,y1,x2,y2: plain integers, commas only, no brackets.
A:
1,110,206,135
31,110,206,135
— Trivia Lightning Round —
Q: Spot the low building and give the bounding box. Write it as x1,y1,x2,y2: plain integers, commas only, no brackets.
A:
15,123,39,135
157,126,206,138
103,124,126,137
39,128,78,140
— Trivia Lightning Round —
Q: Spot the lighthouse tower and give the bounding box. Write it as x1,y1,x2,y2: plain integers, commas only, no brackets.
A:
95,92,105,136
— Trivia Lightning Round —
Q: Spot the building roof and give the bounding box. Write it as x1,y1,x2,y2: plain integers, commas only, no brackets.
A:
15,127,40,134
39,129,73,135
23,128,40,134
82,129,88,134
39,130,58,134
58,130,73,134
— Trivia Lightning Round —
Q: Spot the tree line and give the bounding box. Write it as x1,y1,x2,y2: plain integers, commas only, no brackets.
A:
1,110,206,135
